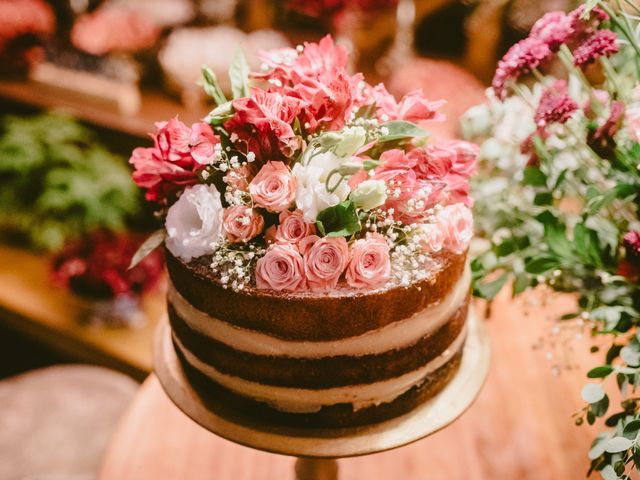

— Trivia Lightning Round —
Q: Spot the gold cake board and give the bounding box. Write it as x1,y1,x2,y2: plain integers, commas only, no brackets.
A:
154,310,490,479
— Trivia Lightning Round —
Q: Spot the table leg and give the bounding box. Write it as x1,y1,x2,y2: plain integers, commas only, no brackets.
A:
294,457,339,480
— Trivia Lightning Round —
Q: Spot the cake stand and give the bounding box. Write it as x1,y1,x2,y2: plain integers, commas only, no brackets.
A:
154,310,490,480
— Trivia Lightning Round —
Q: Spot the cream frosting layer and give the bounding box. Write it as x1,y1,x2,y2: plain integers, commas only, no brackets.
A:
174,325,467,413
168,265,471,359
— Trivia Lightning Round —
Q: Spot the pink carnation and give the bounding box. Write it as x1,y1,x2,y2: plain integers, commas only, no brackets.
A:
255,244,306,291
345,233,391,289
436,204,473,254
274,210,316,244
534,81,578,128
492,37,553,100
300,235,349,291
249,161,296,213
573,30,619,67
374,149,442,223
370,84,445,123
223,206,265,244
224,89,304,163
129,118,220,204
258,36,357,132
408,145,454,180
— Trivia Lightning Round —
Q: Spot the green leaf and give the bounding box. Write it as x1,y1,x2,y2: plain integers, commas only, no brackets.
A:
205,101,234,126
524,255,560,274
623,420,640,439
512,272,529,296
589,435,609,460
474,272,509,300
533,192,553,206
316,201,361,237
201,66,227,105
378,121,428,143
522,167,547,187
588,366,614,379
129,229,165,269
582,383,605,404
600,465,619,480
605,437,634,453
229,49,250,99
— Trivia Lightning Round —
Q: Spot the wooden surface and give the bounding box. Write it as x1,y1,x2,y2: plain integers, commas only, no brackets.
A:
100,289,605,479
153,310,488,457
0,245,164,379
0,80,208,139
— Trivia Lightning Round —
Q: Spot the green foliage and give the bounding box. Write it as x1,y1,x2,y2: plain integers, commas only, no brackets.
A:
0,113,141,251
316,201,361,237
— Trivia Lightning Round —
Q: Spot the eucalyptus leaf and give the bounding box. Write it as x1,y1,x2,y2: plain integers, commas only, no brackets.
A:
229,49,250,99
474,273,509,300
600,465,620,480
129,229,165,269
588,365,614,379
378,121,428,143
605,436,634,453
582,383,606,404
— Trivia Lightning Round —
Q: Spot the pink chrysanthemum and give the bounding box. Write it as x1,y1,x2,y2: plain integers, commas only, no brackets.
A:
534,81,578,128
492,37,552,100
569,5,609,35
530,11,575,52
574,29,619,67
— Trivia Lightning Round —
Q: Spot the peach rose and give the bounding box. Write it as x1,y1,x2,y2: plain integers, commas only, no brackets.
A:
301,236,349,291
436,203,473,254
275,210,316,245
255,244,306,291
223,205,264,243
418,222,446,254
345,233,391,289
249,161,296,213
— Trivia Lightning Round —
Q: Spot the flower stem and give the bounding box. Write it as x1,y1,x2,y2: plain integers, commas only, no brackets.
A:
600,56,627,101
600,3,640,63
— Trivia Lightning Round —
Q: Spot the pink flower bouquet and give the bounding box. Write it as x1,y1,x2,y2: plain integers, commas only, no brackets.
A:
130,36,477,293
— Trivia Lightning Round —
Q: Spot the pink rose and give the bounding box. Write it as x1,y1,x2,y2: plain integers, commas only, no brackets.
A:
408,145,454,180
274,210,316,244
249,161,296,212
224,89,304,163
255,244,306,292
436,204,473,254
301,236,349,291
223,206,265,244
345,233,391,289
443,173,472,207
129,118,220,204
418,223,446,254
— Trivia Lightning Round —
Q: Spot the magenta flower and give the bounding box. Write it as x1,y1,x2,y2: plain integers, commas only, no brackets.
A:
574,29,619,67
534,81,578,128
588,101,626,159
492,37,553,100
624,231,640,257
569,5,609,36
530,11,575,52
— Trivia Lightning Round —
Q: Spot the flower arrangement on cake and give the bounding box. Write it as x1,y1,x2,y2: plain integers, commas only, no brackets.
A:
131,35,477,295
463,1,640,477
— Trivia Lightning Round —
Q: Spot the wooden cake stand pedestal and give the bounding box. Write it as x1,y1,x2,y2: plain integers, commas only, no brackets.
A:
154,311,490,480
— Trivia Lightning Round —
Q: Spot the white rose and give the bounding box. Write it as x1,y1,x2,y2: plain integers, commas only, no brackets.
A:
165,184,224,262
350,179,387,211
292,151,351,223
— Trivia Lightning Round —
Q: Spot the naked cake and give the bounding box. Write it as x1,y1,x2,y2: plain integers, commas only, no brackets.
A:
129,36,478,428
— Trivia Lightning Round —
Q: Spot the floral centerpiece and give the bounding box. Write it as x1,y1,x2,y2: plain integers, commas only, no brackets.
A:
463,2,640,477
130,35,477,296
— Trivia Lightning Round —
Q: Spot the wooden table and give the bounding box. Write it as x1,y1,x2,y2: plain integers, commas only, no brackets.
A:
99,289,605,479
0,245,164,379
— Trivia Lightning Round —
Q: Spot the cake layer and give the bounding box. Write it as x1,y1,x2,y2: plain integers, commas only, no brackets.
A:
175,345,464,428
168,296,468,388
172,325,467,413
165,248,468,341
167,263,470,358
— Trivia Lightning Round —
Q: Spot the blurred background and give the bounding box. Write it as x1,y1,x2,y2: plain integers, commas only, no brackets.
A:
0,0,583,478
